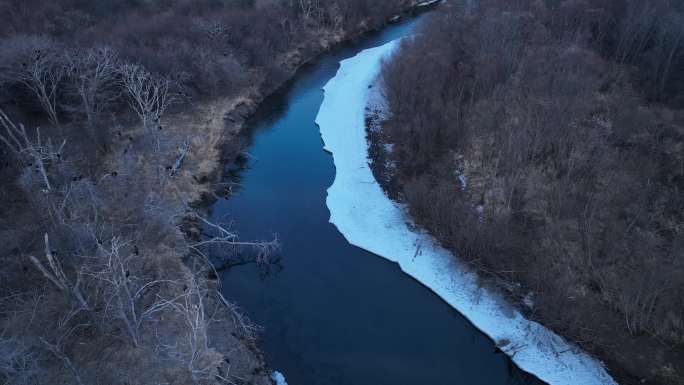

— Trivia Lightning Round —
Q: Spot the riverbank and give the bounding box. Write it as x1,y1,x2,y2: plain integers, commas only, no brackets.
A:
0,3,444,384
169,2,447,382
368,2,684,384
177,1,444,211
208,11,549,385
317,40,618,385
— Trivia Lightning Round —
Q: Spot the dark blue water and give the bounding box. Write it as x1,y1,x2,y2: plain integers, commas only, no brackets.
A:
210,15,545,385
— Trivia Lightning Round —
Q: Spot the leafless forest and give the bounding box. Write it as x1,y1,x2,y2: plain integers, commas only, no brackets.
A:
378,1,683,383
0,1,409,384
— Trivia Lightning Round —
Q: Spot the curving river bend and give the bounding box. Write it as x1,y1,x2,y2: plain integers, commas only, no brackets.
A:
209,15,544,385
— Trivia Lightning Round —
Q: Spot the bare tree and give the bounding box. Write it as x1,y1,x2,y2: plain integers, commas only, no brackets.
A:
84,235,173,347
158,275,213,383
0,35,65,126
0,109,65,192
118,63,179,134
66,46,120,138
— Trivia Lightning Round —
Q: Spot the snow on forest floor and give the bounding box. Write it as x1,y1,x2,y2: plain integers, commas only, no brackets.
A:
315,39,618,385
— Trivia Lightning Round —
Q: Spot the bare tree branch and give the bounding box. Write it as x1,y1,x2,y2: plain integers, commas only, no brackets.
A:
0,109,65,192
65,46,120,135
28,233,89,311
118,64,180,134
0,35,65,126
190,215,280,271
83,235,175,347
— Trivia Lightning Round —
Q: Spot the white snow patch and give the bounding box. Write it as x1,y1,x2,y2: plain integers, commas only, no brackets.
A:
315,40,618,385
458,174,467,189
416,0,441,8
271,371,288,385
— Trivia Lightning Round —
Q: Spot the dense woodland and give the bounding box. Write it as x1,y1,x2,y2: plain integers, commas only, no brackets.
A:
0,0,407,113
0,1,409,384
379,0,684,383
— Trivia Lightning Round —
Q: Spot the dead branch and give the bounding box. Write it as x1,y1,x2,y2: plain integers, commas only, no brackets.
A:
191,215,280,269
0,109,65,192
170,138,189,177
28,233,89,311
217,292,261,343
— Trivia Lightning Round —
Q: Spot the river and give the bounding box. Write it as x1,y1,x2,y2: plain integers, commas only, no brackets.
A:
209,14,545,385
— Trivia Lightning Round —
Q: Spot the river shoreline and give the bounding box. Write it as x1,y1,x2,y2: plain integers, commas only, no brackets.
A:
170,2,444,381
180,0,443,214
317,40,617,385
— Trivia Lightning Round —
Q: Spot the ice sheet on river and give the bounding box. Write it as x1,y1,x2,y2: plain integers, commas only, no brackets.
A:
315,40,617,385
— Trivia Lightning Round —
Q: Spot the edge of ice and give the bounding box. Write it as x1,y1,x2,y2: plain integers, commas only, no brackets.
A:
271,371,288,385
315,40,618,385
